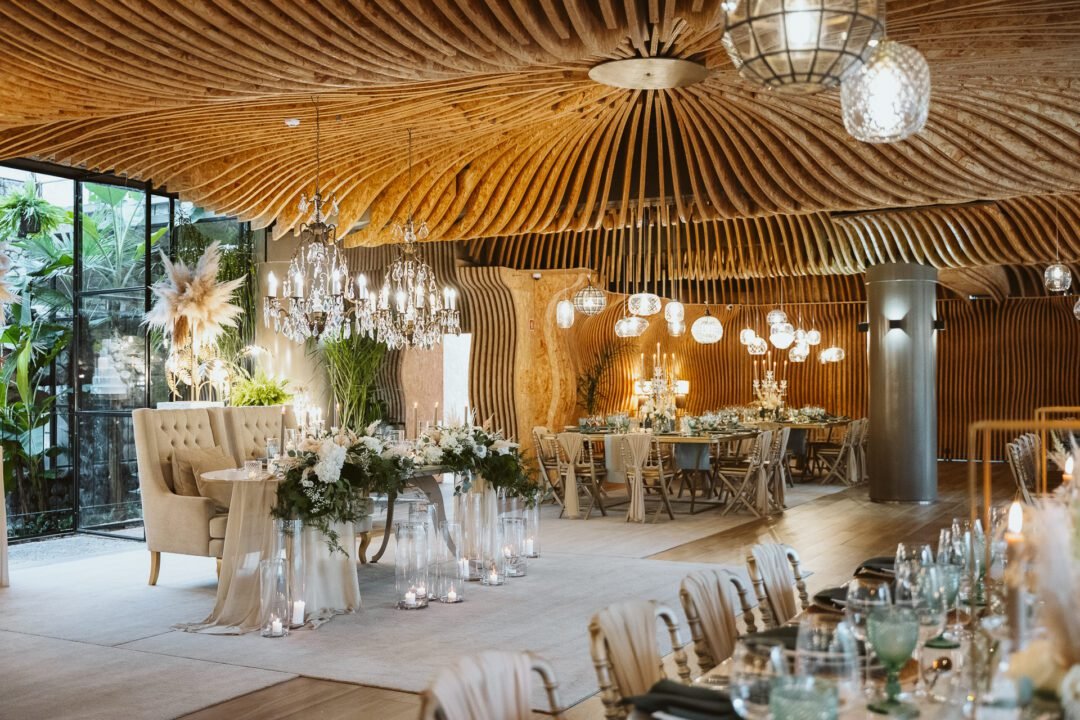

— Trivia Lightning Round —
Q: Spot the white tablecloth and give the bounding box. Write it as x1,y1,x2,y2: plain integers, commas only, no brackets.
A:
179,470,361,634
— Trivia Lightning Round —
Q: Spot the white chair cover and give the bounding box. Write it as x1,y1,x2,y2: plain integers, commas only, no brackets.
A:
752,543,798,626
0,448,8,587
424,650,534,720
681,569,741,664
618,434,652,523
556,432,584,519
594,600,663,698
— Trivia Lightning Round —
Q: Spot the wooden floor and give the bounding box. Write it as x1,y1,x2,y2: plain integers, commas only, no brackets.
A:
182,462,1010,720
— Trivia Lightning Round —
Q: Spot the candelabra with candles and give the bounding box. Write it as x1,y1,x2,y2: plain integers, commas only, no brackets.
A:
752,357,788,419
635,344,687,431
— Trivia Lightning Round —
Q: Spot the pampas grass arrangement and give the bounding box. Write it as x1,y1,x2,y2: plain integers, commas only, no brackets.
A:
145,241,244,354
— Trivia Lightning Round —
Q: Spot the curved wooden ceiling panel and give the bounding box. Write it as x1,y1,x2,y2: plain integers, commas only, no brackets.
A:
0,1,1077,251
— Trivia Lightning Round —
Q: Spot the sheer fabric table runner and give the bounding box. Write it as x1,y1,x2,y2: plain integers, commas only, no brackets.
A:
179,469,360,634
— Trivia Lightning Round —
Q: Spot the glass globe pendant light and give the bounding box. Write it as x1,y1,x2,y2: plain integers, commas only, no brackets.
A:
747,335,769,356
667,320,686,337
555,299,575,329
789,342,810,362
722,0,884,95
664,300,685,323
573,274,607,315
770,321,796,349
615,313,648,338
691,307,724,345
806,326,822,345
628,292,662,316
841,38,931,144
1044,199,1073,294
739,327,757,345
766,308,788,326
1074,297,1080,321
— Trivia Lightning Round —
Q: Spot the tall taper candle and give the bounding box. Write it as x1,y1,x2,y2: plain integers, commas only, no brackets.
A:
1004,501,1026,650
413,402,419,439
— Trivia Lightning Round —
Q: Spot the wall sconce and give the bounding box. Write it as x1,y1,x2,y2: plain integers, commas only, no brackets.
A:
857,321,869,333
933,319,946,331
887,318,904,330
675,380,690,396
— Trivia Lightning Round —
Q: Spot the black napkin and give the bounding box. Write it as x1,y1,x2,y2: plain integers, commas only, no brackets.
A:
855,556,895,577
812,585,847,611
740,625,800,651
624,679,737,720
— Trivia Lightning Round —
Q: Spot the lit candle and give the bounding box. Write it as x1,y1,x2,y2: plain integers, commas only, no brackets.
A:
291,600,306,625
641,352,645,378
413,401,419,439
267,270,278,298
404,590,417,606
1004,501,1026,649
1065,456,1074,483
489,569,498,583
416,584,427,597
447,587,458,603
279,405,286,453
434,401,439,425
271,618,283,635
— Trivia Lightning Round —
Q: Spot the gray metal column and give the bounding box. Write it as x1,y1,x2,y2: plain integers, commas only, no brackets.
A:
866,263,938,503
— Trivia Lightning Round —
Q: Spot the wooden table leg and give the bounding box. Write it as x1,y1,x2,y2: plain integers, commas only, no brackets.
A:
370,491,397,563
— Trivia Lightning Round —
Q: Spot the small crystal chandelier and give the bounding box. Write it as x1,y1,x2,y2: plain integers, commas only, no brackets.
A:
1044,200,1073,294
691,308,724,344
722,0,883,95
556,299,575,329
841,39,931,143
355,130,460,350
573,275,607,315
264,98,356,343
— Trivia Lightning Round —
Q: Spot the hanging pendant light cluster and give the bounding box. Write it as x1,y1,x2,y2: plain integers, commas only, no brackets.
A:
353,130,460,350
720,2,931,145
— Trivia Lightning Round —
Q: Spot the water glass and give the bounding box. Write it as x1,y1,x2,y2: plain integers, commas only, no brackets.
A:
845,578,892,693
895,564,948,699
731,641,787,720
795,615,860,709
265,436,281,460
895,542,934,567
244,459,262,479
770,676,839,720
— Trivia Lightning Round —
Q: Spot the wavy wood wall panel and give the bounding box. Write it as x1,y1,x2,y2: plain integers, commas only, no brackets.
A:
456,266,519,439
564,296,1080,460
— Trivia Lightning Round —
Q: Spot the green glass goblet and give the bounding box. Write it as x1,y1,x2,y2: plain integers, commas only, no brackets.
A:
867,606,920,718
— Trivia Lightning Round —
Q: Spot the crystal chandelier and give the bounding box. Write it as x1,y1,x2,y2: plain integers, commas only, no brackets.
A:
355,130,460,350
722,0,883,95
841,39,931,143
664,300,685,323
264,98,356,343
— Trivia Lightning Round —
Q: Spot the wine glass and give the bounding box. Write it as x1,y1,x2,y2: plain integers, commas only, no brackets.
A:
934,561,963,646
895,542,934,567
770,675,839,720
795,615,860,708
895,564,948,700
867,605,920,718
731,641,788,720
846,578,892,695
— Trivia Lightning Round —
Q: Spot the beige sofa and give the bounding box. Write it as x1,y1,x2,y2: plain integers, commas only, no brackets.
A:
132,405,295,585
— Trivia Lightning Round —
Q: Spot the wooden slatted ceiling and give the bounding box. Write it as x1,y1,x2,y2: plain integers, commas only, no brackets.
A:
0,1,1077,249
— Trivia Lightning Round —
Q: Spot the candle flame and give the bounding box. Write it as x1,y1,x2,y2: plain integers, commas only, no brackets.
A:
1007,501,1023,534
1066,455,1075,476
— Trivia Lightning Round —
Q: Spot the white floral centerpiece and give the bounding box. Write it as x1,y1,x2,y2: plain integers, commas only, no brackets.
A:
640,397,675,432
272,422,415,554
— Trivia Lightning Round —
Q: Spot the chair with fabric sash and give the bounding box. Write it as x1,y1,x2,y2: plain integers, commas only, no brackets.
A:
1006,439,1036,504
679,568,759,672
746,543,812,629
419,650,564,720
817,419,864,486
617,434,676,522
715,430,771,517
763,428,791,513
589,599,692,720
532,427,563,509
554,431,607,518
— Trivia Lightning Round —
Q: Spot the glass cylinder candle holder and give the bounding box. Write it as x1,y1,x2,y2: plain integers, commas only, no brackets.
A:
482,520,507,586
436,521,466,603
408,501,440,598
454,492,484,581
500,516,527,578
497,488,522,520
259,556,290,638
277,519,307,628
394,521,429,609
523,502,540,558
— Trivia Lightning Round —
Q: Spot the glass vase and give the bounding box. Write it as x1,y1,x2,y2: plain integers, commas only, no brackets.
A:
500,516,527,578
408,501,439,599
259,556,290,638
497,487,522,520
523,501,540,558
276,519,306,628
435,521,466,603
394,521,429,609
454,492,484,581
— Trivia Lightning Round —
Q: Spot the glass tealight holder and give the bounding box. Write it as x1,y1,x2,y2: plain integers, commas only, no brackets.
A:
523,502,540,558
244,459,262,480
482,520,507,586
265,436,281,461
500,516,527,578
436,521,466,604
454,492,484,581
497,488,522,520
259,556,290,638
408,501,439,598
394,521,429,610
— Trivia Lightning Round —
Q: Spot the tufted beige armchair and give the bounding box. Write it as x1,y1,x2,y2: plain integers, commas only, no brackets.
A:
222,405,296,465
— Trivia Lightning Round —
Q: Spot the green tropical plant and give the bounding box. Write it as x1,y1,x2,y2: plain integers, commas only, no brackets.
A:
317,333,387,430
231,370,292,407
577,339,636,415
0,179,66,239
